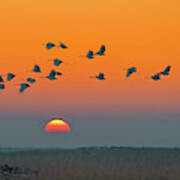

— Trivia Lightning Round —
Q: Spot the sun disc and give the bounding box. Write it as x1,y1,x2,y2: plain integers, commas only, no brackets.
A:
45,118,70,132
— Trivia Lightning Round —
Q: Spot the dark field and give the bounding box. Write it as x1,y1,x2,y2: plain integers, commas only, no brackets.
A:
1,147,180,180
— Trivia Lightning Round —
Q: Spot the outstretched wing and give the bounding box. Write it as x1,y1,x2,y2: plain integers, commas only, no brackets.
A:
0,76,4,82
126,70,131,78
60,43,68,49
86,50,94,59
7,73,16,81
46,42,56,50
96,45,106,55
0,84,5,89
161,65,171,75
126,67,136,78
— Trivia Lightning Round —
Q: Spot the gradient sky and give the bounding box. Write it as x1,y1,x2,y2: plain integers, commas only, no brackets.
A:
0,0,180,148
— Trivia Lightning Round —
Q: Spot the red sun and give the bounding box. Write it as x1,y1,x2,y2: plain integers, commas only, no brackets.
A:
45,118,70,132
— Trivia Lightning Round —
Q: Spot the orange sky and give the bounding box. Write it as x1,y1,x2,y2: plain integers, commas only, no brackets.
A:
0,0,180,114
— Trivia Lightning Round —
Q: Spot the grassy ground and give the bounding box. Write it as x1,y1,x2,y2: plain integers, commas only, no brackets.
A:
0,147,180,180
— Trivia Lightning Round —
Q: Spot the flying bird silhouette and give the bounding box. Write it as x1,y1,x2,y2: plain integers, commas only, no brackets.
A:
160,65,171,76
7,73,16,81
27,78,36,84
96,73,105,80
126,67,137,78
19,83,30,93
53,59,63,66
33,65,41,73
151,73,161,81
46,70,57,80
96,45,106,56
90,73,106,80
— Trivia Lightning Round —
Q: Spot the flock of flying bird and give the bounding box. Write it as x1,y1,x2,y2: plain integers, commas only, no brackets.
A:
0,42,171,93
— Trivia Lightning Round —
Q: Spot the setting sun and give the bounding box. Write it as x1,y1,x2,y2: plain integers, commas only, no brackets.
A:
45,118,70,132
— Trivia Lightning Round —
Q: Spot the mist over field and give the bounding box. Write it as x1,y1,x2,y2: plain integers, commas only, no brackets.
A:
1,147,180,180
